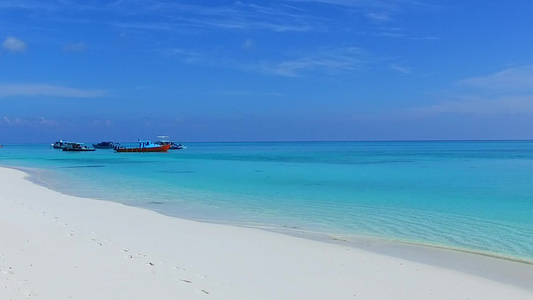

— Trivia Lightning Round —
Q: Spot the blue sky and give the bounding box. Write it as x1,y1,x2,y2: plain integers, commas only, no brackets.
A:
1,1,533,143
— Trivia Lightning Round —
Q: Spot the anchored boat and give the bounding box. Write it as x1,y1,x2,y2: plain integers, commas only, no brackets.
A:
62,142,96,152
156,136,185,150
51,139,68,149
93,141,119,149
115,140,170,153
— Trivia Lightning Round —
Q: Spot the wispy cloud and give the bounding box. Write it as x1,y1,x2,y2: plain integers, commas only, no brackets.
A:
0,1,55,10
166,45,373,77
258,46,371,76
165,48,206,64
2,1,433,36
406,65,533,116
25,1,318,34
0,83,108,98
366,12,391,22
294,0,441,12
2,1,437,80
2,37,27,52
458,65,533,91
390,64,411,74
2,116,23,125
242,39,255,50
183,3,316,32
375,28,405,38
63,42,87,52
1,116,63,127
38,116,61,127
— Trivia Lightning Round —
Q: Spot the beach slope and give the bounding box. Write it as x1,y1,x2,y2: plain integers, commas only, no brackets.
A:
0,167,531,299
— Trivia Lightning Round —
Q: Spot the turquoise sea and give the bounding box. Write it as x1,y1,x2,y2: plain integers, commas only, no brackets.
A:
1,141,532,262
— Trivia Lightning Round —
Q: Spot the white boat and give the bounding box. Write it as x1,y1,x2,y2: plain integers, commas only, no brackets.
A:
51,140,68,149
93,141,120,149
115,139,170,153
62,142,95,152
156,136,185,150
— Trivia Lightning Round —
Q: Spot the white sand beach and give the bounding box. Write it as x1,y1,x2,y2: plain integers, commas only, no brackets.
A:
1,167,532,300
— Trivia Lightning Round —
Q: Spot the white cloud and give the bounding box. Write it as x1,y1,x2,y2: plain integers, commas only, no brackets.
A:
83,2,317,33
167,48,205,64
2,117,24,126
458,65,533,91
2,37,27,52
38,116,60,127
406,66,533,117
0,1,55,10
64,42,87,52
0,83,108,98
166,45,372,77
242,39,254,49
1,116,64,127
390,64,410,74
290,0,441,14
366,12,390,22
259,46,370,76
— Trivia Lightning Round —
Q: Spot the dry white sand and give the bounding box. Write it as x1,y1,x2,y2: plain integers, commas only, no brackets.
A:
1,167,532,300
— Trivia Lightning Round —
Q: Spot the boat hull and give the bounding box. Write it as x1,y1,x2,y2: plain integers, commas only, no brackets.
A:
93,142,118,149
62,148,95,152
115,144,171,153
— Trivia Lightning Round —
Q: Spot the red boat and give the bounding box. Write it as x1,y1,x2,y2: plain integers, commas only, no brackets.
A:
115,140,171,153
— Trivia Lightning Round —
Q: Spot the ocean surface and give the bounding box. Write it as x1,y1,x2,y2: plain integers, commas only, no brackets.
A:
1,141,532,262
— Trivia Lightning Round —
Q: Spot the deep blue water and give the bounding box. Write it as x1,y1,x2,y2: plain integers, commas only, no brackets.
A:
1,141,532,261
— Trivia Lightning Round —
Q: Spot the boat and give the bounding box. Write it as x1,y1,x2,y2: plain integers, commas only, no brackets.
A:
156,136,185,150
93,141,119,149
62,142,96,152
170,142,185,150
115,140,171,153
51,139,68,149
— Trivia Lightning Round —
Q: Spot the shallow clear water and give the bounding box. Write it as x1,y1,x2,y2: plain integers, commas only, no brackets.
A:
1,141,532,261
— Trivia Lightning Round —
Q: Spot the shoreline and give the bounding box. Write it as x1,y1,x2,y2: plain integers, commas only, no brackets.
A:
18,165,533,266
215,219,533,265
1,166,532,299
19,165,533,266
249,224,533,289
